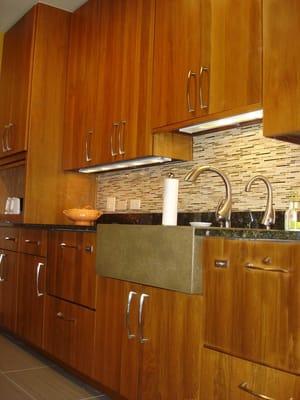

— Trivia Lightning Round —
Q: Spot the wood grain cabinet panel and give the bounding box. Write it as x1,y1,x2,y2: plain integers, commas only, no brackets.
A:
19,228,47,257
204,238,300,374
43,295,95,377
200,348,299,400
0,249,18,333
47,231,96,309
94,277,202,400
263,0,300,140
17,253,46,348
0,227,19,251
0,7,35,158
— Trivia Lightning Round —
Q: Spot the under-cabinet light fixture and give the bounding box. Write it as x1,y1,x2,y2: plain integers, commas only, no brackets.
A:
179,109,263,134
79,156,172,173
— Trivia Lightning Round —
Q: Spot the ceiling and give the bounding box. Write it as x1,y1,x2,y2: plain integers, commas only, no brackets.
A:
0,0,87,32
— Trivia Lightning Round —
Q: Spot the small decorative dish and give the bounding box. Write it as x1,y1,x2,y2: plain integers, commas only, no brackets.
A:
190,221,212,228
63,206,102,226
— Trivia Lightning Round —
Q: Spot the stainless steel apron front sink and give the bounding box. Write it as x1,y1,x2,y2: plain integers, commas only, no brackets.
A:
96,224,203,294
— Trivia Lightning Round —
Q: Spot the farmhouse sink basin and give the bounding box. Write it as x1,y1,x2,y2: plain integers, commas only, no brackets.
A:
96,224,203,294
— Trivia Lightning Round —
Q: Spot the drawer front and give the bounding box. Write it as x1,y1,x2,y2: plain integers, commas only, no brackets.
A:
204,238,300,374
200,348,299,400
19,228,47,256
47,231,96,308
43,295,95,377
0,227,19,251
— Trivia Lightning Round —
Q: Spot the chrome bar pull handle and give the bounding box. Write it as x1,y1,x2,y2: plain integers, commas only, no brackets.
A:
126,291,137,339
2,126,7,152
36,262,45,297
25,239,40,246
238,382,275,400
214,259,229,269
0,253,6,282
199,66,209,109
244,262,289,274
4,236,16,242
186,70,197,112
111,122,119,157
85,130,92,162
138,293,149,344
5,123,13,151
59,242,78,249
118,120,126,156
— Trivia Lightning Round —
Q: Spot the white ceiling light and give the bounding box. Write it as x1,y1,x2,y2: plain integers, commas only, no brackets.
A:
79,156,172,174
179,109,263,134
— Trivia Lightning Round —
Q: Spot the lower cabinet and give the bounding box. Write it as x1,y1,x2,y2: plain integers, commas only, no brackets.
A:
94,277,202,400
43,295,95,377
0,249,18,333
200,348,300,400
17,253,46,348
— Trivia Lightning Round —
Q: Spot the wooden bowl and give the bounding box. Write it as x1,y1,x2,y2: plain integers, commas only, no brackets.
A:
63,208,102,226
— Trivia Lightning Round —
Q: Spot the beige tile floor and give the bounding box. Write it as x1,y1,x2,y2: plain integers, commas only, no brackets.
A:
0,333,111,400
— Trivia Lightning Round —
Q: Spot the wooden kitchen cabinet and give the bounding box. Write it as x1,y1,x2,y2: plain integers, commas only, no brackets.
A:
152,0,262,130
0,249,18,333
0,7,35,158
204,237,300,375
200,348,300,400
47,231,96,309
263,1,300,141
94,277,202,400
19,228,47,257
0,227,19,251
43,295,95,377
17,253,46,348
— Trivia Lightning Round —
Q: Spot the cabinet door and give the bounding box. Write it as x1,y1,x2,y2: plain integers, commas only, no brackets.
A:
44,295,95,377
19,228,47,257
263,1,300,139
152,0,208,128
0,250,18,332
204,238,300,374
208,0,262,114
64,0,102,170
0,8,36,157
138,286,203,400
200,348,299,400
17,254,46,348
47,231,96,309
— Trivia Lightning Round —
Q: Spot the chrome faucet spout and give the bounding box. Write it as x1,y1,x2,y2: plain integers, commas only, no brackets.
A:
184,165,232,228
245,175,275,229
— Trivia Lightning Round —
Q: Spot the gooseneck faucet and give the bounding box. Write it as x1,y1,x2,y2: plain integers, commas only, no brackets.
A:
245,175,275,230
184,165,232,228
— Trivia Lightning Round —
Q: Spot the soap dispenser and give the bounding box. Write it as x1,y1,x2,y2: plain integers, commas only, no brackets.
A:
285,193,300,231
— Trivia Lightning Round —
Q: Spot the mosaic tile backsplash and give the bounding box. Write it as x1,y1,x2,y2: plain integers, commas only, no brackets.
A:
96,123,300,213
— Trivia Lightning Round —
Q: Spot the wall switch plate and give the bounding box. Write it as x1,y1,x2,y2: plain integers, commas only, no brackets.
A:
117,200,128,211
106,197,116,212
129,199,141,210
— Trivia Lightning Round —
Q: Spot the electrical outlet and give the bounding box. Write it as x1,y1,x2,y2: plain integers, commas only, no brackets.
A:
106,197,116,212
129,199,141,210
117,200,128,211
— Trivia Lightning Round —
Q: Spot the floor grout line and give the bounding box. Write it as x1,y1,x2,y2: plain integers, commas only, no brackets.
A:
1,371,39,400
2,365,49,374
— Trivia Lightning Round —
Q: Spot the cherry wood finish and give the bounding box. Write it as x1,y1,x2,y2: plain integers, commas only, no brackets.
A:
43,294,96,377
0,250,18,333
19,228,47,257
0,227,19,251
152,0,208,129
0,8,36,158
208,0,262,115
204,238,300,374
17,254,46,348
94,277,203,400
63,0,102,170
47,231,96,309
200,348,300,400
263,0,300,140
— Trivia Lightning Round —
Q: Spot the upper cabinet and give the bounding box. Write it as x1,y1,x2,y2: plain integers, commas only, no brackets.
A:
63,0,191,171
152,0,262,130
0,8,35,158
263,0,300,140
